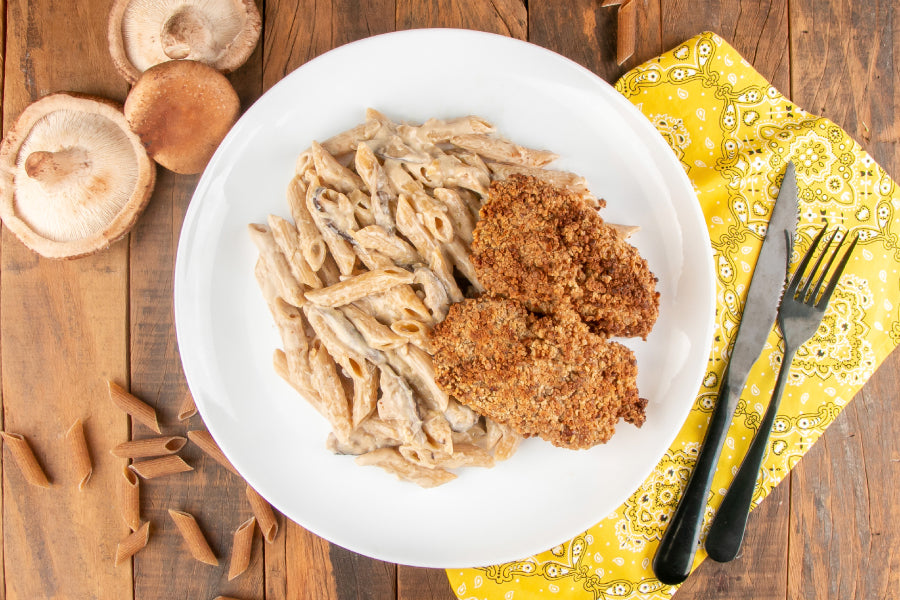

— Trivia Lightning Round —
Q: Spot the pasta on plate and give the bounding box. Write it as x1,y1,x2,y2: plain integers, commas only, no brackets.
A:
249,109,603,487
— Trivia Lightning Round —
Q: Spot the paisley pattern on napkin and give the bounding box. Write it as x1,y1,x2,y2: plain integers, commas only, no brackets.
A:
448,31,900,600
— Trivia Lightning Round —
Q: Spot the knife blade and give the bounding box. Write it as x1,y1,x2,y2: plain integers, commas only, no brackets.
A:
652,161,799,585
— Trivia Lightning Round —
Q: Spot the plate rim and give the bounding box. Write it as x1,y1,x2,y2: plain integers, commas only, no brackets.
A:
174,28,716,568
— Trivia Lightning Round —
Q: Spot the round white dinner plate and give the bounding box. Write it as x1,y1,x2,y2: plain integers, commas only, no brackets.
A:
174,29,715,568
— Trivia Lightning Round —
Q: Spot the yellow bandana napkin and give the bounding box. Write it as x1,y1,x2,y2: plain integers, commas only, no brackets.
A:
447,31,899,599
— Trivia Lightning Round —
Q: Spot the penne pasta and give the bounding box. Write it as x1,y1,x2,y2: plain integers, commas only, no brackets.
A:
1,431,51,488
390,319,432,353
177,391,197,421
433,187,475,245
115,521,150,566
449,133,558,167
66,418,92,490
187,430,240,476
130,455,193,479
305,179,358,275
168,509,218,566
247,223,306,307
107,381,161,434
111,435,187,459
356,448,456,488
311,140,366,195
351,225,418,265
307,340,352,443
117,464,141,531
339,304,406,350
322,121,371,156
413,266,451,323
304,266,414,307
287,175,328,270
228,516,256,581
245,485,279,544
268,214,323,289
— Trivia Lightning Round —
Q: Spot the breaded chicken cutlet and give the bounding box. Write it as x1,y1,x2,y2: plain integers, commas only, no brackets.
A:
432,296,646,449
472,175,660,339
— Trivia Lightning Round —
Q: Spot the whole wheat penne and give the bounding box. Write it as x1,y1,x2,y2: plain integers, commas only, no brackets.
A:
433,187,475,245
272,297,310,381
66,418,92,490
608,222,641,240
273,349,322,408
390,319,433,353
245,485,279,543
307,340,352,443
130,455,193,479
486,161,589,191
115,521,150,566
107,381,161,434
305,179,358,275
413,266,451,323
247,223,306,307
322,121,371,156
355,448,456,488
410,191,454,243
339,304,406,350
1,432,51,488
287,175,327,270
449,133,558,167
187,430,239,476
351,360,378,428
395,194,462,302
311,140,365,195
117,465,141,531
177,392,197,421
349,189,376,227
304,266,415,307
111,435,187,459
228,516,257,581
351,225,419,265
168,509,218,566
268,214,323,289
354,143,396,232
387,344,449,412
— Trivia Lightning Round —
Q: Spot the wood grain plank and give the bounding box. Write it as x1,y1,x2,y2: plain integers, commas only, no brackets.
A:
0,0,132,599
395,0,527,38
530,0,661,81
789,2,899,598
261,1,397,598
262,0,395,92
0,0,7,596
397,567,456,600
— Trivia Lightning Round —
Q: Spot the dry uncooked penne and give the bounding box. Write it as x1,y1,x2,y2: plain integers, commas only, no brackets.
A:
111,435,187,459
245,485,279,544
66,418,92,490
130,455,193,479
187,430,239,476
228,516,256,581
115,521,150,566
117,464,141,532
107,381,161,434
168,509,218,566
177,392,197,421
1,432,51,488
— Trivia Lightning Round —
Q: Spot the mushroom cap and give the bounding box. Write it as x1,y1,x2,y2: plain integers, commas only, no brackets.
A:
108,0,262,84
124,59,240,174
0,93,156,259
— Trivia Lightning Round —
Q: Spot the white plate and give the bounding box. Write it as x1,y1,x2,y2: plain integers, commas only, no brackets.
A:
174,29,715,568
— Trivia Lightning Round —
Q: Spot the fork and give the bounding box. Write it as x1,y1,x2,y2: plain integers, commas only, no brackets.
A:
704,224,858,563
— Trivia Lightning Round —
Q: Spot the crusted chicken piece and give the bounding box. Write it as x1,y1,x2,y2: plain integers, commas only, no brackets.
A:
472,175,659,339
431,296,646,450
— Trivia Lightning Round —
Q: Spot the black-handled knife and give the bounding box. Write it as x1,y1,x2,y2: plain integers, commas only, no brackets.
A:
652,161,799,585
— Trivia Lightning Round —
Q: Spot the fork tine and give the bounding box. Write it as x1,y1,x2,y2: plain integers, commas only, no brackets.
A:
800,228,838,302
816,231,859,309
807,229,843,303
787,224,828,299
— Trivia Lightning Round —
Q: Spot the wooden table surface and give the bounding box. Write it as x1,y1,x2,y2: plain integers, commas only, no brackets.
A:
1,1,897,599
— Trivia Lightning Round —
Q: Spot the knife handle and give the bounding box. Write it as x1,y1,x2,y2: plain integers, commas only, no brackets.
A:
652,377,739,585
704,346,796,562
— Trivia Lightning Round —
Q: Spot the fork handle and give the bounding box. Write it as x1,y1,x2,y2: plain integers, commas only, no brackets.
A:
652,376,740,585
704,346,797,562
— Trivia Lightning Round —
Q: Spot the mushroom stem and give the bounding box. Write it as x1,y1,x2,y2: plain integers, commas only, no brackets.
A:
161,6,216,61
24,148,91,187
